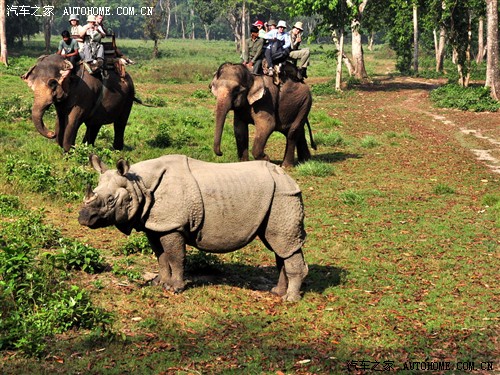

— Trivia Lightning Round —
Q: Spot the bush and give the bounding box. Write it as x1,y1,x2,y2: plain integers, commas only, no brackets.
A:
0,197,113,356
314,131,346,147
297,161,335,177
121,233,151,255
339,190,365,205
430,84,500,112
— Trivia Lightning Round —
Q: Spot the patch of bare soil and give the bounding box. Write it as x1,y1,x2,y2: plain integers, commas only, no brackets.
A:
354,76,500,175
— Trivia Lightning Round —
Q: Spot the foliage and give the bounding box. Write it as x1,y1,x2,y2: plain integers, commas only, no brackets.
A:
430,84,500,112
313,131,347,147
0,40,498,373
52,239,107,274
0,197,113,356
433,183,456,195
296,160,335,177
0,95,32,121
121,233,151,255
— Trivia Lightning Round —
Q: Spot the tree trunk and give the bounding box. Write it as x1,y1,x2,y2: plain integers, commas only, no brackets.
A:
44,17,52,54
240,0,246,55
190,8,195,39
165,1,171,39
335,29,344,91
485,0,500,99
436,26,446,72
349,0,368,80
0,0,7,66
476,16,485,64
413,4,418,73
332,29,355,77
204,25,210,40
181,18,186,39
367,31,375,51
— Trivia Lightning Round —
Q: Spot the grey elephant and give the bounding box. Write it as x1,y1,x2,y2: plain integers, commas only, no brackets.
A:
22,54,135,152
78,154,308,301
210,62,316,168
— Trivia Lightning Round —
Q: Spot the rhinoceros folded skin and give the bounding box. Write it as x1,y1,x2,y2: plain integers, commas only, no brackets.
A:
79,154,308,301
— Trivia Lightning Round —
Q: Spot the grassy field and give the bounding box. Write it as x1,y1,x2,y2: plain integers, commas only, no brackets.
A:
0,37,499,374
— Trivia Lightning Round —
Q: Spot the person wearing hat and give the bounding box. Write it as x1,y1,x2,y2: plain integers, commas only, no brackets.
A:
242,26,264,74
289,21,310,79
253,20,266,38
69,15,84,49
78,15,104,72
263,20,291,76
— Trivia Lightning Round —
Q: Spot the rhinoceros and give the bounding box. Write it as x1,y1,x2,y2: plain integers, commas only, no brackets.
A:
78,154,308,301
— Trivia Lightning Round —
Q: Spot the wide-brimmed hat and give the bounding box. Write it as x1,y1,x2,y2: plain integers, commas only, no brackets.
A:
69,14,79,22
253,20,264,27
267,19,277,26
87,15,96,23
277,20,287,28
293,21,303,31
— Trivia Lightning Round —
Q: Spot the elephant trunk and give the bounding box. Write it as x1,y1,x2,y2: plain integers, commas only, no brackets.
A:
32,100,56,139
213,92,232,156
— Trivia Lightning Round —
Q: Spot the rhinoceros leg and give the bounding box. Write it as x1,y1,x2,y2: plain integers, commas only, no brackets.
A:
282,250,308,302
147,231,186,293
271,254,287,297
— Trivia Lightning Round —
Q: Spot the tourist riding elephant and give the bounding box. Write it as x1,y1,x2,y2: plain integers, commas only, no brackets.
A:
22,54,135,152
79,154,308,301
209,62,316,167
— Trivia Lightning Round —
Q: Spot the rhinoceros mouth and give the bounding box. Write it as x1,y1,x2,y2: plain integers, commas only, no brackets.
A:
78,210,108,228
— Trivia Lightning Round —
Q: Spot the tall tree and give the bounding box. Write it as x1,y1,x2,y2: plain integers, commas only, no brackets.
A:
0,0,7,66
485,0,500,99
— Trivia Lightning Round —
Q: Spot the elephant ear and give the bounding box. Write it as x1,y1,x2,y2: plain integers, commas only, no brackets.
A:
247,76,266,105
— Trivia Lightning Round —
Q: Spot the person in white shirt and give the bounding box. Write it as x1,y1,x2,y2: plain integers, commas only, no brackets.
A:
263,20,291,76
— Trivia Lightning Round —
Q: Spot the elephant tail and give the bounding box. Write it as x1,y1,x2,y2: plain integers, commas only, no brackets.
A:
133,96,155,107
306,118,317,150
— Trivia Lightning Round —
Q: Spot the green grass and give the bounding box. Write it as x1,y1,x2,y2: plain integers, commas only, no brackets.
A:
0,38,498,374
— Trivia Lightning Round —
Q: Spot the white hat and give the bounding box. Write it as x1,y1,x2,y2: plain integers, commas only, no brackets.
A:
87,15,96,23
277,20,287,28
293,22,303,31
69,14,79,22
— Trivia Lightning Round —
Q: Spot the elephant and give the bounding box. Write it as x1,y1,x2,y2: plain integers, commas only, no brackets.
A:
22,54,135,152
209,62,316,168
78,154,308,302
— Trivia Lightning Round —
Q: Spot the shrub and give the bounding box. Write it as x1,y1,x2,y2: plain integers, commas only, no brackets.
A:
121,233,151,255
150,122,172,148
314,131,347,147
297,161,335,177
430,84,500,112
0,197,113,356
433,183,456,195
339,190,365,205
54,239,106,274
191,89,211,99
361,136,382,148
0,95,32,121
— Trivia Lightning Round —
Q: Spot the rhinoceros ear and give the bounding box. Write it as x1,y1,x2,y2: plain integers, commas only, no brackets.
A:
116,159,130,176
89,154,108,174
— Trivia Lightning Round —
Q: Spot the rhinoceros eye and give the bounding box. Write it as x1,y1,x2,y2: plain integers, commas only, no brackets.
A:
107,195,115,206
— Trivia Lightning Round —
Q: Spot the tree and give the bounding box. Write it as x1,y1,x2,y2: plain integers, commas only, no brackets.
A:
0,0,7,66
143,0,167,57
485,0,500,99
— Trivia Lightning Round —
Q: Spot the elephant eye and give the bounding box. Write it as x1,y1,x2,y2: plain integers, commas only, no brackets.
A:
107,195,115,206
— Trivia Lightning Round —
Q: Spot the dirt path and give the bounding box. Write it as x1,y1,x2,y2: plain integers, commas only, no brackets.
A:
353,76,500,175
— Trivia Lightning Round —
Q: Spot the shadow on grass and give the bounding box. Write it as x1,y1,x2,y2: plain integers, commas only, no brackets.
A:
183,262,347,297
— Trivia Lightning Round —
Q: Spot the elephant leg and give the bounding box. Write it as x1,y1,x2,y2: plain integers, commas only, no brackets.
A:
63,110,84,151
252,115,274,161
156,231,186,293
113,102,133,150
234,115,249,161
295,126,311,164
83,123,102,146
